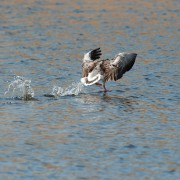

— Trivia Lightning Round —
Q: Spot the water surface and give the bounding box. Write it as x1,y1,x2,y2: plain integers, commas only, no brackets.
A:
0,0,179,179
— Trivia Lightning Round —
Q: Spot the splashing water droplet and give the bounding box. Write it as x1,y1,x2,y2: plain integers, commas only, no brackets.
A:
4,76,35,100
51,82,84,97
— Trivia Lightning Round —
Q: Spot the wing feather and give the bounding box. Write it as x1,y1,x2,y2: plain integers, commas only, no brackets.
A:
83,48,102,61
103,53,137,81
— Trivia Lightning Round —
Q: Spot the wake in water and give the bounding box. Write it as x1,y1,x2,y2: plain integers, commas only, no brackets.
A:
5,76,84,100
50,82,84,97
4,76,35,100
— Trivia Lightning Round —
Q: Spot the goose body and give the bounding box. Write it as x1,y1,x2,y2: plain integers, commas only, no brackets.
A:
81,48,137,92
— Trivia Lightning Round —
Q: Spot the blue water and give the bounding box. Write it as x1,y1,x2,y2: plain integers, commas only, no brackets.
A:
0,0,179,179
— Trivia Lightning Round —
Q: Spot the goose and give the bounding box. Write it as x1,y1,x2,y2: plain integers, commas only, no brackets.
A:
81,48,137,92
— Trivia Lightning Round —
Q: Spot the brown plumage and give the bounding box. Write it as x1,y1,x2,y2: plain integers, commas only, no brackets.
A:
81,48,137,92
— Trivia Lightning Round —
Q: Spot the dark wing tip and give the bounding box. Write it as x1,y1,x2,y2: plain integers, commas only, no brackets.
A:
90,47,102,60
125,53,137,72
116,53,137,80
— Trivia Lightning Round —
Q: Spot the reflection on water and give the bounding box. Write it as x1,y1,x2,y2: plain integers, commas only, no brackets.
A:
0,0,179,179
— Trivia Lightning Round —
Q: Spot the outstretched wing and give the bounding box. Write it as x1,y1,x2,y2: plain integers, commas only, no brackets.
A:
83,48,102,61
103,52,137,81
82,48,102,78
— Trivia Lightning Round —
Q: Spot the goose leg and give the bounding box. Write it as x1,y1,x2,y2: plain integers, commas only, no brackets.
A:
102,82,108,92
102,82,111,92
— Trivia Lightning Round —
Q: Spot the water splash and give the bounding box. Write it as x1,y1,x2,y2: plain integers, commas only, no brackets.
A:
51,82,84,97
4,76,35,100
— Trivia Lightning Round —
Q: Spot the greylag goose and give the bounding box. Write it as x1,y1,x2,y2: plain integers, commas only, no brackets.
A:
81,48,137,92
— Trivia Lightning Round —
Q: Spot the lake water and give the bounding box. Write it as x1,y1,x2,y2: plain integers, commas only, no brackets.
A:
0,0,179,179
